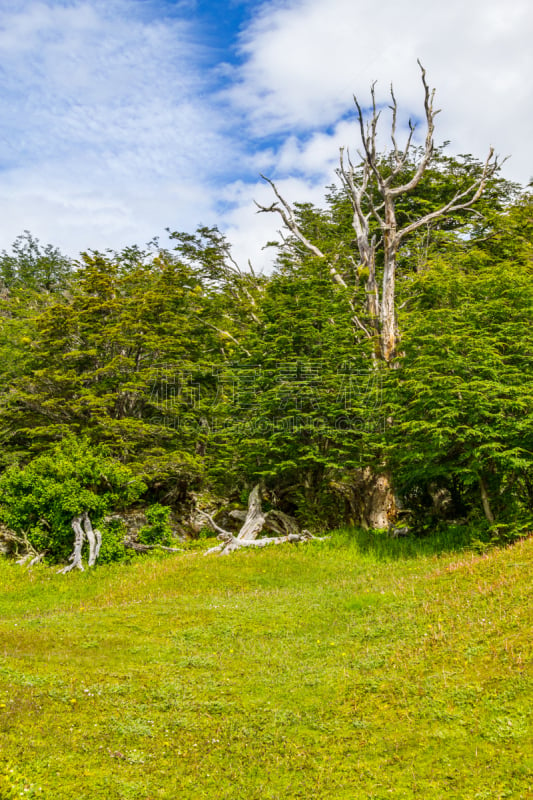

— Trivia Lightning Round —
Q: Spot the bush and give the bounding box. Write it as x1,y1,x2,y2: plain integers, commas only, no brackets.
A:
98,519,130,564
137,504,173,546
0,436,145,565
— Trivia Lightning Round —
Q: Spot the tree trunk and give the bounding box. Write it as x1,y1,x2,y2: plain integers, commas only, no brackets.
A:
83,512,102,567
236,483,266,540
332,469,397,529
59,512,102,573
479,477,495,525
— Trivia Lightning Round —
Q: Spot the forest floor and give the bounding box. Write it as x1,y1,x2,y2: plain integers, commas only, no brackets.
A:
0,529,531,799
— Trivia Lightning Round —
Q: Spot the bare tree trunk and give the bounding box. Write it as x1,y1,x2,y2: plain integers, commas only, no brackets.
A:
257,62,498,365
83,512,102,567
60,515,85,573
59,512,102,573
236,483,265,540
253,63,499,524
479,477,495,526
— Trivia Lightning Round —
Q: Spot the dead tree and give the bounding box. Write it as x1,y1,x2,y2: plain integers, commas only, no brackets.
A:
198,483,326,555
256,62,499,363
59,512,102,573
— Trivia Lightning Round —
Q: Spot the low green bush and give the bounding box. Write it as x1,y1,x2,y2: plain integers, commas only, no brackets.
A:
137,503,173,546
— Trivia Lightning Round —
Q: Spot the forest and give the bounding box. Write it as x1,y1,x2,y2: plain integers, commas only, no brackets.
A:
0,68,532,568
0,67,532,800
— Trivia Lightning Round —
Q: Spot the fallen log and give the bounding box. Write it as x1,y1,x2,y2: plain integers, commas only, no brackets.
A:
198,484,327,555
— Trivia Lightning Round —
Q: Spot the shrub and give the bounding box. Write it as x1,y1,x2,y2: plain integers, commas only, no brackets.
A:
137,504,173,546
98,519,130,564
0,436,145,565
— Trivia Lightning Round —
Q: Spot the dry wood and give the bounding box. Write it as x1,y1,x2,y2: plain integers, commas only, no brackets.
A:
200,483,326,555
0,525,46,564
126,542,184,553
59,511,102,573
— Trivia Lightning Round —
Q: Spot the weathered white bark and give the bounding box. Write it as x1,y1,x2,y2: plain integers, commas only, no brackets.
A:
126,542,184,553
205,529,323,556
0,525,46,564
200,484,326,555
59,511,102,573
16,552,46,566
83,512,102,567
235,483,266,540
60,515,85,573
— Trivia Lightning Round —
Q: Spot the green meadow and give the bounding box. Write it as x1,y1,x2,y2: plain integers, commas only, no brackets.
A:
0,531,531,799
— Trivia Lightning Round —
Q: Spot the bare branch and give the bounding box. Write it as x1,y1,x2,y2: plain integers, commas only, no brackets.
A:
353,91,383,189
59,515,86,573
351,313,373,340
195,318,252,357
196,509,232,538
389,84,399,162
256,175,350,289
255,177,325,260
398,148,498,239
1,525,45,564
386,61,439,197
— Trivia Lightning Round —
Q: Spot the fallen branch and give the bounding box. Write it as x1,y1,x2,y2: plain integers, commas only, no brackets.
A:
126,542,184,553
200,484,327,555
0,525,46,565
205,529,326,555
16,552,46,567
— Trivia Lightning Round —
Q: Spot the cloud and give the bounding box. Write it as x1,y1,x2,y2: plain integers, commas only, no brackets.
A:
0,0,237,255
228,0,532,182
0,0,530,269
213,0,532,270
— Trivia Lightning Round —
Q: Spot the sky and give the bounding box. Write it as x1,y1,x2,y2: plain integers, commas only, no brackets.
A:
0,0,531,271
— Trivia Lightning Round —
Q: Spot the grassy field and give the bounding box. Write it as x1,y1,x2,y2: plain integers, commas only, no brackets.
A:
0,529,531,799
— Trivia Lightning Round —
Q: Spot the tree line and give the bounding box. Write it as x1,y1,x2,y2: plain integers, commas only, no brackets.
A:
0,69,531,566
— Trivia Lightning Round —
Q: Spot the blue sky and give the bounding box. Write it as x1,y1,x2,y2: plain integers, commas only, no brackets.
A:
0,0,531,270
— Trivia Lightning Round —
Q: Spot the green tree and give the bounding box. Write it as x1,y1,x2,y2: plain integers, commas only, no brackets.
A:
384,196,533,532
0,247,215,496
205,254,377,525
0,230,72,292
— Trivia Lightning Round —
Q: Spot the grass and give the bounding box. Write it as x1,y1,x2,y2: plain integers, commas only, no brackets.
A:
0,528,531,799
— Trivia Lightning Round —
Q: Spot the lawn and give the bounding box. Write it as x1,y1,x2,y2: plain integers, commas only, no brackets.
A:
0,530,531,799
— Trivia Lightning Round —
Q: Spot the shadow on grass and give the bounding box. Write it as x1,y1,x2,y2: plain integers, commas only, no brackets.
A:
327,523,494,561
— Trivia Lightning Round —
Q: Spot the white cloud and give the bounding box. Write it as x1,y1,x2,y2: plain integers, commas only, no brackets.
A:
229,0,532,183
0,0,237,255
216,0,531,270
0,0,530,270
